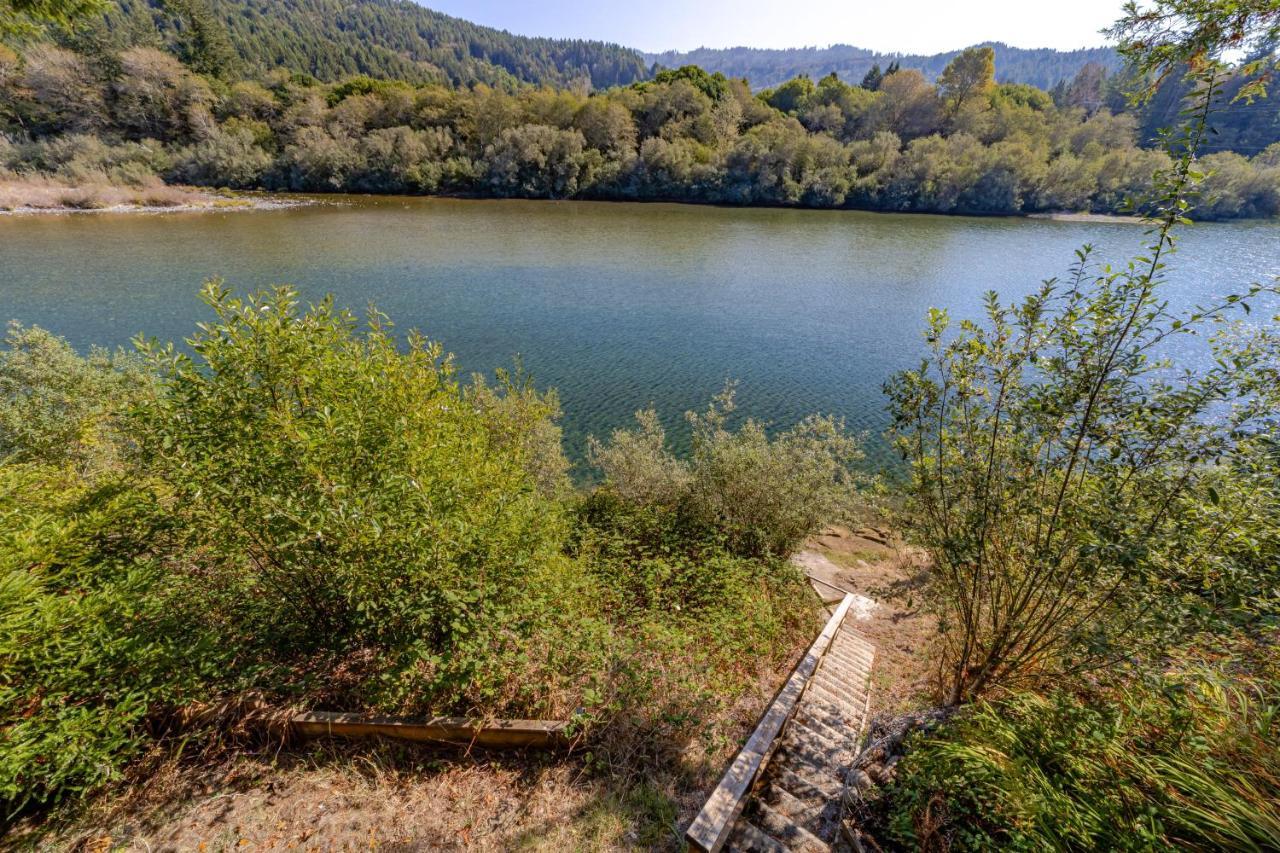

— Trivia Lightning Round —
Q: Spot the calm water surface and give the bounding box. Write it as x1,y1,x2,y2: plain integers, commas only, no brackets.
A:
3,197,1277,467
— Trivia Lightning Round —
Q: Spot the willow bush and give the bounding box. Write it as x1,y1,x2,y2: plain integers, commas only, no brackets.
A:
884,69,1280,704
131,282,584,710
0,329,217,815
589,384,866,559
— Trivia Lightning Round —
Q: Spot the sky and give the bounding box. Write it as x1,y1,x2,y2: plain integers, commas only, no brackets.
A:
423,0,1126,55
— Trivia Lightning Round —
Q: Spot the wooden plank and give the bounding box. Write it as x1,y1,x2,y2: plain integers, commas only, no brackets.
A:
291,711,575,749
806,574,849,597
685,593,855,853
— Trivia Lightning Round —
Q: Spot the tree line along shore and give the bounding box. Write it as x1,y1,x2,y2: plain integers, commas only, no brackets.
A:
2,39,1279,218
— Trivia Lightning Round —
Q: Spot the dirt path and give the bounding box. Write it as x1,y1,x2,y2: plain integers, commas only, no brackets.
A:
791,527,939,716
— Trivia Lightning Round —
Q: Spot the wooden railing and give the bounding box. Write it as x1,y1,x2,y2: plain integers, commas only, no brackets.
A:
684,593,855,853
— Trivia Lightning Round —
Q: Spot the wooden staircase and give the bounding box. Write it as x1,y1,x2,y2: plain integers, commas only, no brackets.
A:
686,593,876,852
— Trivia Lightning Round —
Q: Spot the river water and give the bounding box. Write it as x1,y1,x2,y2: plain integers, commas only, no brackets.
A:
3,196,1276,466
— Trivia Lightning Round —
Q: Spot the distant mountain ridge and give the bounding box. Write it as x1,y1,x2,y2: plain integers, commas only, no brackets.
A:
644,42,1122,90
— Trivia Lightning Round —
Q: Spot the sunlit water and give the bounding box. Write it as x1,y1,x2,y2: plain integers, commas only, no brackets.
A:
2,196,1277,470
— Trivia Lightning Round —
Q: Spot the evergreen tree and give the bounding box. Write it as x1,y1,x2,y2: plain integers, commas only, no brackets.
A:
860,62,883,91
161,0,238,79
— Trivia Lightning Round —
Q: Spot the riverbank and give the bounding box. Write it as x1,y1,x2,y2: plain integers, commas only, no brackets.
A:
1028,211,1144,224
0,178,308,215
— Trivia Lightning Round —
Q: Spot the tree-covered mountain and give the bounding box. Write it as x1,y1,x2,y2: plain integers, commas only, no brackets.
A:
73,0,651,89
60,1,1127,94
645,43,1122,91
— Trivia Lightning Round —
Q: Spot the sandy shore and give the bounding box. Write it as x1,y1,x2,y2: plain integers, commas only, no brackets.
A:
1028,211,1145,224
0,180,312,216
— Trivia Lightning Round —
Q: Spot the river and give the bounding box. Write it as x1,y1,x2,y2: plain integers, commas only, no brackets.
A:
2,196,1277,467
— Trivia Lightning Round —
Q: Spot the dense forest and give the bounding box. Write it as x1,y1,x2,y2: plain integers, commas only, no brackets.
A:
3,29,1279,218
84,0,651,89
645,42,1123,91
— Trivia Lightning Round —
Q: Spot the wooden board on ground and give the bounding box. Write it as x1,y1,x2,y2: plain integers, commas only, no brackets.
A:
292,711,575,749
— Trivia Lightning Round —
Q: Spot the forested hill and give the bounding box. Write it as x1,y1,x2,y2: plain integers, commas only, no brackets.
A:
82,0,650,89
645,43,1122,91
72,1,1123,93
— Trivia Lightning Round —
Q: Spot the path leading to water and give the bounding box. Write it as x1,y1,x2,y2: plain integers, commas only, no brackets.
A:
686,530,895,852
687,526,941,851
720,601,877,851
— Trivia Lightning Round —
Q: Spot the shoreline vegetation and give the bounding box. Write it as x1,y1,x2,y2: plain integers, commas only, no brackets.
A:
3,42,1279,222
0,177,1229,223
0,180,1165,221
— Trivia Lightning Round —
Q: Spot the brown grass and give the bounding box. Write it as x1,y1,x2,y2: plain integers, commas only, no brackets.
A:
0,175,238,213
13,645,802,852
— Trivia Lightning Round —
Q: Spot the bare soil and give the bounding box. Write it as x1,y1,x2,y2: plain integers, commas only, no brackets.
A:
793,525,940,716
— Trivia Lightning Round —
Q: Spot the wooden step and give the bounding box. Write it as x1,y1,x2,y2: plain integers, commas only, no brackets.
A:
793,712,851,747
753,801,830,853
824,637,875,655
833,632,875,652
830,634,875,655
783,722,857,766
776,740,846,783
775,766,842,801
804,683,864,717
727,820,788,853
799,695,857,728
765,780,844,840
822,646,874,670
764,783,827,825
810,674,868,706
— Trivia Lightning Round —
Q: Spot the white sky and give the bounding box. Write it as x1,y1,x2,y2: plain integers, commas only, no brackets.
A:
425,0,1126,54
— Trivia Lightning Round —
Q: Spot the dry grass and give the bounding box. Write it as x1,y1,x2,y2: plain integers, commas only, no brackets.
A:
12,646,801,852
0,175,237,213
18,743,622,851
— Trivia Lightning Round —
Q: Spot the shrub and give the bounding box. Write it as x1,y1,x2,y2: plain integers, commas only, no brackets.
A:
0,323,151,473
885,137,1278,703
465,367,571,499
684,386,865,557
484,123,597,198
0,465,222,816
590,385,864,558
131,282,574,711
169,125,272,188
25,134,171,187
587,408,691,509
877,668,1280,851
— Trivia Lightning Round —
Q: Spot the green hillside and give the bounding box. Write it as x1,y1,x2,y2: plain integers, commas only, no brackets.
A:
75,0,651,88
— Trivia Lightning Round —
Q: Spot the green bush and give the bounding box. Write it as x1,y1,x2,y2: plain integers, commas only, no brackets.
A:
0,465,223,815
131,282,575,710
878,669,1280,851
589,385,865,559
0,323,152,473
